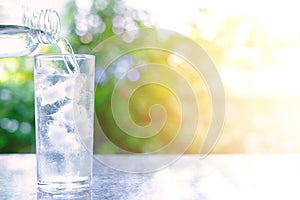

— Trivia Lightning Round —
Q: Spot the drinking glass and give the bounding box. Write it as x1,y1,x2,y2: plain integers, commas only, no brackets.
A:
34,54,95,193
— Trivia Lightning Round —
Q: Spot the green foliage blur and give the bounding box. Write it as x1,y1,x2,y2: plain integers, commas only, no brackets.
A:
0,0,150,153
0,0,213,154
0,57,35,152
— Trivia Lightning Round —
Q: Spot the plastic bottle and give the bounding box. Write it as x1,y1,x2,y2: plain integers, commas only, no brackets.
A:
0,3,61,57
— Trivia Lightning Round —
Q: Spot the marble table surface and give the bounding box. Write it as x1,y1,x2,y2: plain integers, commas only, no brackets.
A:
0,154,299,200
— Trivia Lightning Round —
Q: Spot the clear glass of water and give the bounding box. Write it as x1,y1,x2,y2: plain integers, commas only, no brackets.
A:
34,54,95,193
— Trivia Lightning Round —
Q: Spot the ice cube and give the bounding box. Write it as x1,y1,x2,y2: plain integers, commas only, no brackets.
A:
48,122,66,144
63,122,75,133
41,86,65,106
37,66,58,75
47,75,67,86
48,121,79,149
53,102,75,123
64,82,75,98
40,97,71,115
40,75,75,106
35,68,66,98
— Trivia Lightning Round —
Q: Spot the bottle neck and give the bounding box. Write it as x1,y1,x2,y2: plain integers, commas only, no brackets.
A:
24,8,61,44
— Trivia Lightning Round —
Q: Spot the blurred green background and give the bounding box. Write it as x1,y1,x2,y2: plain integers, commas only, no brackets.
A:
0,0,153,153
2,0,205,153
2,0,300,153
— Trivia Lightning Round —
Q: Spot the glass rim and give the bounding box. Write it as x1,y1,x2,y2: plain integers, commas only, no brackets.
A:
34,54,95,60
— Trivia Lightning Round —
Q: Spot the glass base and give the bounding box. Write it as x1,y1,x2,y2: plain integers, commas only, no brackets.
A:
38,178,91,194
37,188,91,200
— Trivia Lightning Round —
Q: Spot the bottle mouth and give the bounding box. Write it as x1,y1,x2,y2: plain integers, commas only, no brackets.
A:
24,8,62,45
25,9,61,34
39,9,61,34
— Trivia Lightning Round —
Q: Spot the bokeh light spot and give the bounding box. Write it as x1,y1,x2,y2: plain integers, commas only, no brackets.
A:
127,69,140,82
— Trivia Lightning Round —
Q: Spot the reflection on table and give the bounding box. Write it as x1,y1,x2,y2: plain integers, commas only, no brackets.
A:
1,154,300,199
